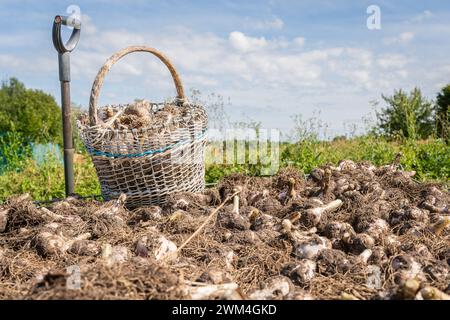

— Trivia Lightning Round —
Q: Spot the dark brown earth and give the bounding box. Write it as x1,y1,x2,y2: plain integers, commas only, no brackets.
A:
0,160,449,300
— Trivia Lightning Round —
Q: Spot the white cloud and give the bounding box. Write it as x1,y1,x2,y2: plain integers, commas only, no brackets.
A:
0,34,37,47
253,16,284,30
80,14,97,35
183,74,218,87
399,32,415,43
411,10,433,23
229,31,268,52
293,37,305,47
377,54,409,69
0,54,55,73
2,24,416,98
0,54,22,68
396,70,408,79
346,48,373,68
384,32,415,45
350,70,371,85
3,13,448,137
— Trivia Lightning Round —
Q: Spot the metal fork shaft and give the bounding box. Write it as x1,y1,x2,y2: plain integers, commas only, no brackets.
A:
60,81,74,196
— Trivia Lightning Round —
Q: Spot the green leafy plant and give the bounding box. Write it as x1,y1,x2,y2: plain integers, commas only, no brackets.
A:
436,84,450,141
1,86,448,201
0,78,62,144
375,88,434,140
0,130,31,173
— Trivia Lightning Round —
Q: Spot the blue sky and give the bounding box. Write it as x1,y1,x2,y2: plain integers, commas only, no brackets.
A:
1,0,449,137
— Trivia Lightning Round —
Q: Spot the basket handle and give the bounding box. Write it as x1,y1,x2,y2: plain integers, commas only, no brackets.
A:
89,46,185,125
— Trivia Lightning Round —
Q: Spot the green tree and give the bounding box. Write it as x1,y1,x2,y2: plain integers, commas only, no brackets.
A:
436,84,450,140
0,77,62,143
375,88,434,140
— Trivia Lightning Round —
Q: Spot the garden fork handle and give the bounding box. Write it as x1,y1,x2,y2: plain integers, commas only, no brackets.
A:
52,15,81,80
52,15,81,197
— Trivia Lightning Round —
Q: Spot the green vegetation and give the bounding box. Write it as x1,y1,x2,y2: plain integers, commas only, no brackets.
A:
205,136,449,186
0,131,31,173
0,153,101,202
0,78,62,144
436,84,450,140
0,78,448,202
0,135,448,202
374,88,435,140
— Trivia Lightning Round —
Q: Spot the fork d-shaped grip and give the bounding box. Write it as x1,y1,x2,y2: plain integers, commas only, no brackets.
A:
52,15,81,53
53,15,81,82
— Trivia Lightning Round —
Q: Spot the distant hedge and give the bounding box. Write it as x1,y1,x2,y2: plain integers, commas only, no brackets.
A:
0,77,61,144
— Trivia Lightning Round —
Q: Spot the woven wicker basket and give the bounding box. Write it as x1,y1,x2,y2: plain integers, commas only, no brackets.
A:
78,46,208,208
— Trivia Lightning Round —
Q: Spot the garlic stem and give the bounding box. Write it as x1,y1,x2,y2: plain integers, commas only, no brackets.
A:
420,287,450,300
309,199,343,216
289,178,297,198
341,292,359,300
232,195,240,215
429,216,450,235
358,249,372,264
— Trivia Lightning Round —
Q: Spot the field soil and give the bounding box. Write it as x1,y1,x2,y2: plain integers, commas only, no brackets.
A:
0,159,449,300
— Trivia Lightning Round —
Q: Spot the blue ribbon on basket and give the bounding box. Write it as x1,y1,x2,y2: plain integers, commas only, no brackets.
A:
86,130,207,159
